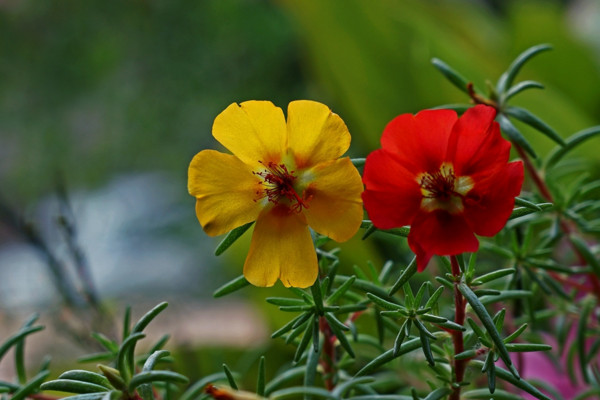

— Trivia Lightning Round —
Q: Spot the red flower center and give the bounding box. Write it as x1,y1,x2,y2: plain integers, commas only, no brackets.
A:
417,163,473,214
254,161,308,213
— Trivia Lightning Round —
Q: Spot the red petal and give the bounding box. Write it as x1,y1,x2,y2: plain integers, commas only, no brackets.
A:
408,211,479,271
362,149,422,229
464,161,524,236
381,109,457,174
446,105,510,177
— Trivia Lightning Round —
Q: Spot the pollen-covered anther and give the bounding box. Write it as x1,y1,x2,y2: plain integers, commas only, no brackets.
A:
417,163,473,214
420,164,457,199
254,161,308,213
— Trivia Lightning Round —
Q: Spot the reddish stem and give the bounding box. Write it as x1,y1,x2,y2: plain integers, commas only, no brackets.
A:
449,255,467,400
319,316,336,390
514,143,600,300
513,144,554,202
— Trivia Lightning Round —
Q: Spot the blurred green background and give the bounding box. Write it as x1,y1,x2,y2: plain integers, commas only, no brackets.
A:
0,0,599,385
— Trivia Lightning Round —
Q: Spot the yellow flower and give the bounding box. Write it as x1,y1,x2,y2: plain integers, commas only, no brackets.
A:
188,100,363,288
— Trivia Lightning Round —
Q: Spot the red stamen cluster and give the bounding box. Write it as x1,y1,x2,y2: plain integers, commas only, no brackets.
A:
420,165,456,199
254,161,308,213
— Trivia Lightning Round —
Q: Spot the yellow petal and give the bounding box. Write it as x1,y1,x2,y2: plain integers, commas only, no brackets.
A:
244,205,318,288
188,150,263,236
212,101,286,167
302,158,363,242
286,100,351,169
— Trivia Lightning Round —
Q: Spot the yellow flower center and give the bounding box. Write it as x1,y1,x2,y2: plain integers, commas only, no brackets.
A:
254,161,308,213
417,163,473,214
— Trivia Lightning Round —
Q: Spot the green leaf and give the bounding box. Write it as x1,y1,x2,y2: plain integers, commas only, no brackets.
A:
379,260,395,285
304,340,321,399
351,158,366,167
355,337,424,376
431,58,471,94
132,302,168,334
213,275,250,298
331,377,374,399
503,80,544,102
214,222,253,256
361,223,378,240
138,351,170,400
366,293,402,311
504,106,565,146
51,394,113,400
221,364,238,390
578,298,594,383
470,360,551,400
335,275,396,304
471,268,516,286
463,388,523,399
310,279,325,316
116,332,145,383
545,126,600,169
178,372,227,400
265,367,305,396
269,386,336,400
389,258,417,296
509,203,554,219
424,286,444,309
0,326,44,362
454,349,477,360
504,343,552,352
11,371,50,400
41,380,109,394
417,326,435,367
294,315,315,363
514,197,542,211
257,356,266,397
15,315,38,385
324,312,349,332
77,353,114,364
569,235,600,277
142,350,170,372
97,365,125,392
266,297,307,307
122,306,131,342
91,333,118,354
497,114,537,158
482,351,496,393
493,309,506,332
127,371,188,392
325,313,355,358
479,290,532,305
504,324,528,344
326,275,356,305
435,276,454,290
414,318,436,340
273,313,312,339
430,104,472,113
57,371,111,390
414,282,428,307
459,283,519,379
496,44,552,94
423,387,452,400
393,321,408,357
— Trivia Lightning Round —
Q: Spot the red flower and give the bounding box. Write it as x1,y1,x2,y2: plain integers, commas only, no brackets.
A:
362,105,524,271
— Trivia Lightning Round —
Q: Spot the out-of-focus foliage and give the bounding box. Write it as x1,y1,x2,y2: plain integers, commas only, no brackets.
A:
0,0,305,199
280,0,600,159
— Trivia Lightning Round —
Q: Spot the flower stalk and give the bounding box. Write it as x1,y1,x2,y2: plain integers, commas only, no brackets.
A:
450,255,467,400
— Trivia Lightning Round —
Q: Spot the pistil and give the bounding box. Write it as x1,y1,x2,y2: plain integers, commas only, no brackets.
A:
254,161,308,213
